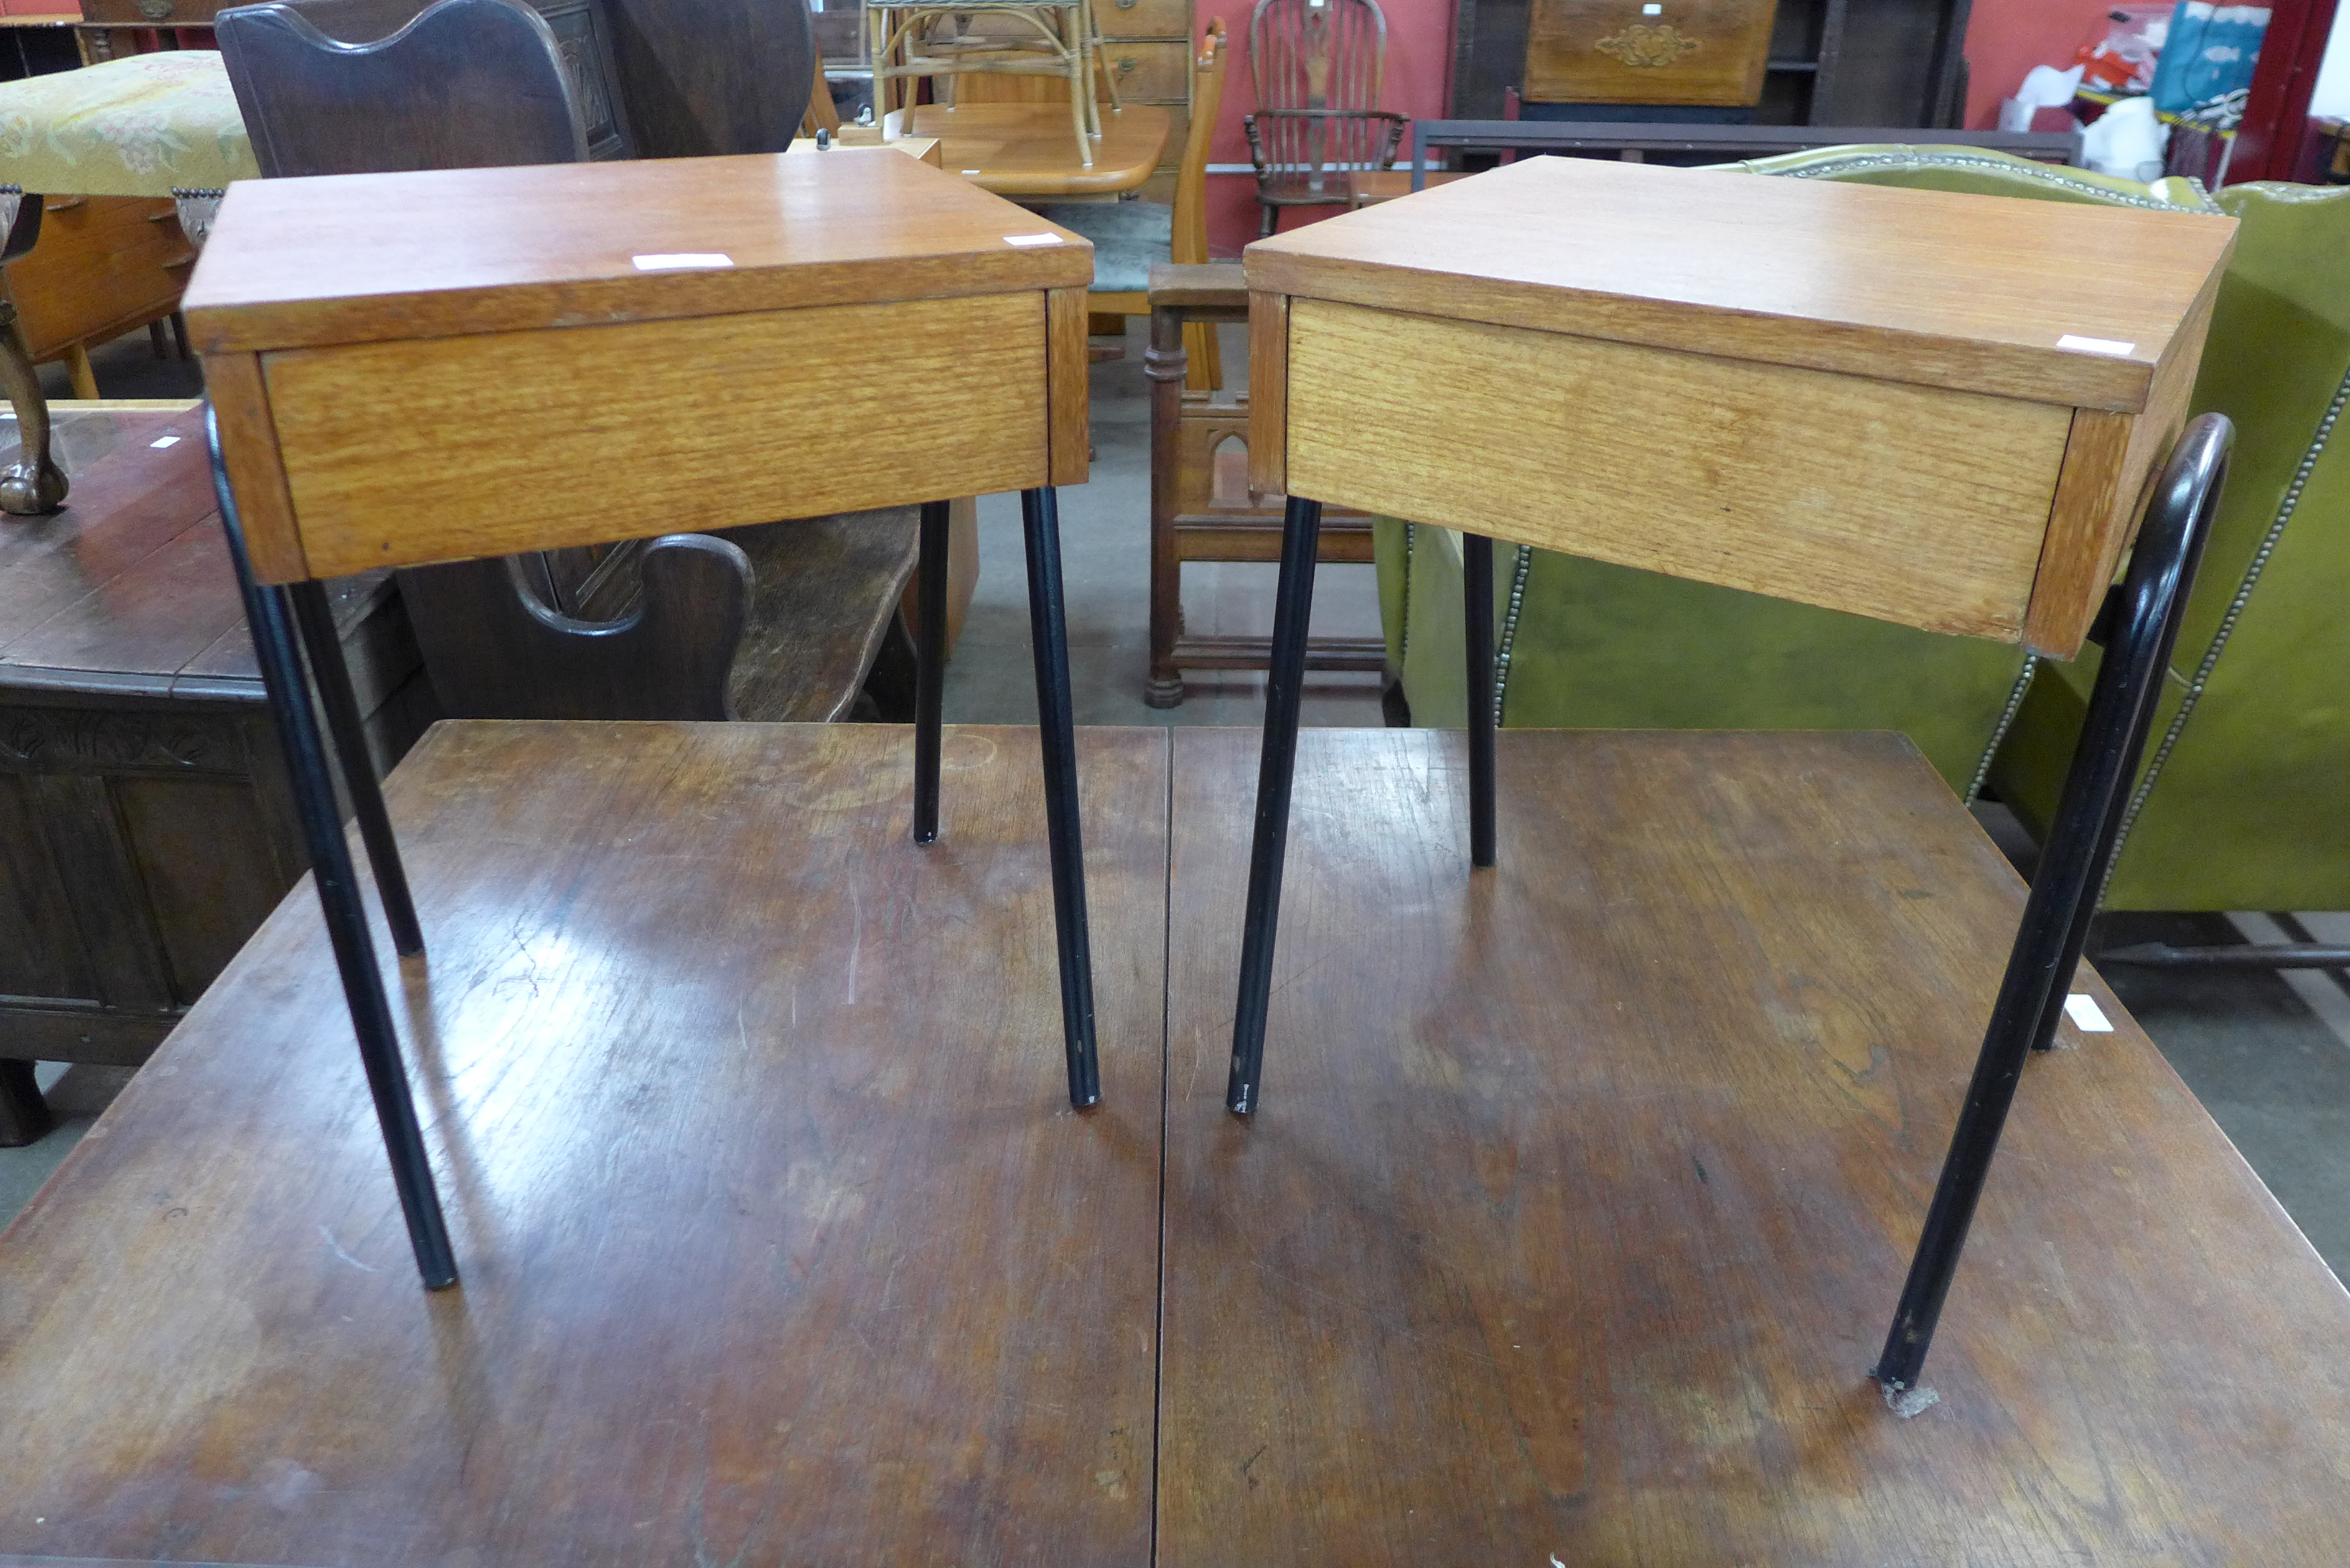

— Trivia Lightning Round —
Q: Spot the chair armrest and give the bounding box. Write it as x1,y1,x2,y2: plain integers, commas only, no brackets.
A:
1148,261,1248,314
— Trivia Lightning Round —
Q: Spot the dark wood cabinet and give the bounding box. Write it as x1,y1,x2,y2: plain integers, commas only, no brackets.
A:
0,407,430,1144
1451,0,1972,128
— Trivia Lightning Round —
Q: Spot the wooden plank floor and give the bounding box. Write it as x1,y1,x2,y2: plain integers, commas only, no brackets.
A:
0,721,1169,1567
1159,728,2350,1567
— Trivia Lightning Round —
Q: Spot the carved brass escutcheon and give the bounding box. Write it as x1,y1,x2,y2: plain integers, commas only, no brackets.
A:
1593,22,1702,68
137,0,176,19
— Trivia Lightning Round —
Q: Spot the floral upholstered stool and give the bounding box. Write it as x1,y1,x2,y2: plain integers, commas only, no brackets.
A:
0,51,257,512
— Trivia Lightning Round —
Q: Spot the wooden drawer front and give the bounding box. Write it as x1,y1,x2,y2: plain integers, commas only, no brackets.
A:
80,0,232,21
6,198,192,362
1524,0,1778,106
1100,40,1191,103
261,292,1052,580
1282,298,2072,642
1095,0,1192,40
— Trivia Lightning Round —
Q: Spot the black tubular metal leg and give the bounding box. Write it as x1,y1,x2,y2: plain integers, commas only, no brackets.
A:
1873,414,2232,1397
205,408,459,1290
1227,495,1324,1116
1019,487,1101,1109
1463,531,1497,869
286,579,425,958
912,498,950,846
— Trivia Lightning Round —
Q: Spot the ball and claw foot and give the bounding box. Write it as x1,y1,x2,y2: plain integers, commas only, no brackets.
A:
0,457,67,516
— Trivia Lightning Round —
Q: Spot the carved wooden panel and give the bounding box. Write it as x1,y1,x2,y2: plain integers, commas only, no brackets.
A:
1524,0,1780,106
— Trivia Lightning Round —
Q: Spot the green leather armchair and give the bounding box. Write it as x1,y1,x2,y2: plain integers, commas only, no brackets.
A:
1375,146,2217,796
1988,180,2350,910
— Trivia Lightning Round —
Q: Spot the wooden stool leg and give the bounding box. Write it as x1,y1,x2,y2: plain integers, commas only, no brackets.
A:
206,408,459,1290
912,497,950,844
1019,486,1101,1108
61,342,96,400
288,581,425,958
0,1059,53,1147
1463,531,1497,869
1227,495,1322,1116
1065,8,1093,169
1873,415,2232,1401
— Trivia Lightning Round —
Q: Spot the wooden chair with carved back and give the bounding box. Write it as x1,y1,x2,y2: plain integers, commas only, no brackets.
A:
1244,0,1405,235
216,0,920,723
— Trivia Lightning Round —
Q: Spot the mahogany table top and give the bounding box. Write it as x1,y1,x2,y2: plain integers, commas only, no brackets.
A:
0,721,1171,1566
1159,727,2350,1566
5,725,2346,1564
1245,156,2237,412
182,148,1094,354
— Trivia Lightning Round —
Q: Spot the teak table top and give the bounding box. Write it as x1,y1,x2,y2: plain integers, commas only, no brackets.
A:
1245,156,2235,411
5,726,2348,1564
181,148,1095,354
907,103,1173,197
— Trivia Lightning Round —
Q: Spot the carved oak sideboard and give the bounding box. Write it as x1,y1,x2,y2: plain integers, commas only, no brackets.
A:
0,404,428,1144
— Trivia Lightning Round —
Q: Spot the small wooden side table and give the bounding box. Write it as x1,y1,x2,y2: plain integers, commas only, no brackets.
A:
1230,154,2239,1398
184,147,1099,1288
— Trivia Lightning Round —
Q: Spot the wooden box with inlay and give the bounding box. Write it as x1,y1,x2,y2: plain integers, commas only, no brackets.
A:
181,148,1094,586
1244,155,2238,660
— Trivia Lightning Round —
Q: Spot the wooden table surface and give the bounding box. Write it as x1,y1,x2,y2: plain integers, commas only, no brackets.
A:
909,102,1171,196
0,722,1171,1566
5,726,2348,1563
0,403,377,698
1160,728,2350,1566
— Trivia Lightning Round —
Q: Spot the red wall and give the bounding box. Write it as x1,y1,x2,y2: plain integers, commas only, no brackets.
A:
1201,0,1456,255
1201,0,2132,253
1957,0,2122,129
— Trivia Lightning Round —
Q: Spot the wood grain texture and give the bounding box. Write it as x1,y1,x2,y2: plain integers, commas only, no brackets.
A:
1158,726,2350,1567
2023,267,2224,658
1247,289,1288,496
198,352,309,585
1047,284,1092,486
182,151,1092,354
0,721,1169,1567
1285,296,2073,640
259,292,1049,581
6,197,192,365
1243,157,2235,412
907,103,1173,196
1524,0,1778,106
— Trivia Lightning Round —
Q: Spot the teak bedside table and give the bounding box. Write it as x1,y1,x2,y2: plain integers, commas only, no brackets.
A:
1229,156,2240,1397
184,148,1102,1289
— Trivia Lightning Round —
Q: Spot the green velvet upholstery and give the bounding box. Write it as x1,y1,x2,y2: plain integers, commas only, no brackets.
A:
1373,146,2216,795
1987,182,2350,910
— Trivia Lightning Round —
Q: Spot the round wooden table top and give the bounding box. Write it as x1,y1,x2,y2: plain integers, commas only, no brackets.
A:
909,101,1170,196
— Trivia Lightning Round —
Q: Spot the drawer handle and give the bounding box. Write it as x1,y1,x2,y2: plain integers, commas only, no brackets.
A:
1117,55,1138,72
136,0,174,18
1115,0,1138,9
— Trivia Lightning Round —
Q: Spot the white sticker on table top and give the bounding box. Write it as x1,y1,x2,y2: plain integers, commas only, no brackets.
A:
2056,334,2136,357
149,435,181,448
631,252,735,271
1004,233,1065,247
1642,2,1662,11
2064,993,2114,1032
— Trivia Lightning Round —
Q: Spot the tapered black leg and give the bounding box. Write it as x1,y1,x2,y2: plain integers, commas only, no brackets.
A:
912,498,950,846
1873,414,2231,1398
1019,487,1100,1109
1463,531,1497,869
286,579,424,958
206,408,458,1290
1227,495,1323,1116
